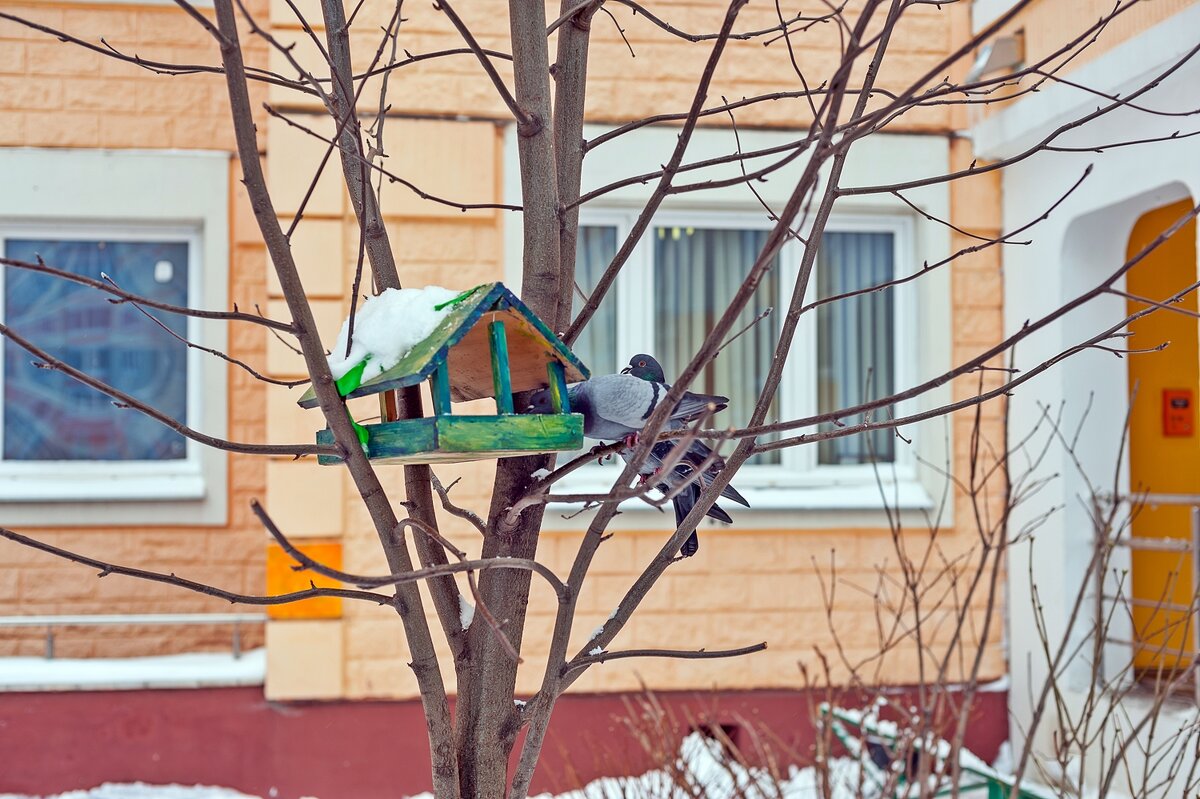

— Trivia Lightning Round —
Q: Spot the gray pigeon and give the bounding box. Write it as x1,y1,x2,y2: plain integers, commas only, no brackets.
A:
621,354,750,557
526,373,728,446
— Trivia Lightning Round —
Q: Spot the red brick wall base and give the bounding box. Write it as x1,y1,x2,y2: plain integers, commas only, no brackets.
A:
0,687,1008,798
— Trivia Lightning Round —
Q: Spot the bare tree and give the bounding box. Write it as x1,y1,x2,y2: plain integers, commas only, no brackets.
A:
1,0,1199,797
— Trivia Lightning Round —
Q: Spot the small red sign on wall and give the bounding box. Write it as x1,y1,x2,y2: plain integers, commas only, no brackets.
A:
1163,389,1195,437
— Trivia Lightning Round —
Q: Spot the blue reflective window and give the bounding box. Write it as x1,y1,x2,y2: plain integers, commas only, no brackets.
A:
3,239,190,461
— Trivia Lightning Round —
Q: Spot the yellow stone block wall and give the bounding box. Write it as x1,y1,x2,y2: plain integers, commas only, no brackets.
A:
258,2,1012,699
0,0,1014,695
0,2,271,657
972,0,1193,116
264,0,960,129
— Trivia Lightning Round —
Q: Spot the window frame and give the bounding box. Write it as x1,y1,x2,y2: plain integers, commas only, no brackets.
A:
504,123,953,516
0,148,230,526
0,222,206,501
564,206,921,505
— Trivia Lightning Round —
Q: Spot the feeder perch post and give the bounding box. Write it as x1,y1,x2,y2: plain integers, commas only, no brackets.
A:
489,319,514,414
547,361,570,413
379,389,401,423
431,362,453,416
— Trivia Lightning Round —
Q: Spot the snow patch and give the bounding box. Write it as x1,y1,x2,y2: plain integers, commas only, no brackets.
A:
588,647,604,656
588,625,604,641
458,595,475,630
0,729,1041,799
327,286,461,382
531,469,550,480
520,732,866,799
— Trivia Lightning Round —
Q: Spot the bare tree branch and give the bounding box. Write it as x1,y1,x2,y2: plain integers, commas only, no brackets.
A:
0,321,330,457
0,526,391,606
0,256,294,332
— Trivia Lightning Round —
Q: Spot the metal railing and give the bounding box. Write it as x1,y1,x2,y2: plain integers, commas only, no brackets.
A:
0,613,267,659
1095,493,1200,703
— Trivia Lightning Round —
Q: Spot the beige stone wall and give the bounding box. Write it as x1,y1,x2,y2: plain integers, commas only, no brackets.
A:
0,0,1013,697
973,0,1193,110
1009,0,1191,69
265,0,963,130
253,1,1012,701
0,2,270,657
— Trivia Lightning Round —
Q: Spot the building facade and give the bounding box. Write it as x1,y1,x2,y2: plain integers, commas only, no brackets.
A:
0,0,1063,795
975,1,1200,796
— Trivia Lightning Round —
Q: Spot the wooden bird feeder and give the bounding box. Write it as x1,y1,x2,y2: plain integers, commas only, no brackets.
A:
297,282,589,466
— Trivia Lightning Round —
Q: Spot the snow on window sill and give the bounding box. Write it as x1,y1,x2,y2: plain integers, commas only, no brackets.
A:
0,473,206,503
543,476,936,532
0,649,265,692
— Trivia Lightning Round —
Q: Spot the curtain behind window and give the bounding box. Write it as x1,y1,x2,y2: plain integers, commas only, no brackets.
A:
816,231,895,465
655,227,780,465
3,239,190,461
571,226,619,378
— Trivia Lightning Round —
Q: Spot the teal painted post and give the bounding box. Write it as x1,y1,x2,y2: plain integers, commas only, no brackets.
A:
547,361,570,413
489,320,514,414
431,361,452,416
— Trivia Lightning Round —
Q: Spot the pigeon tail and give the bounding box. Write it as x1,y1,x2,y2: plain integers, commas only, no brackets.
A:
719,482,751,508
669,392,730,422
669,480,734,558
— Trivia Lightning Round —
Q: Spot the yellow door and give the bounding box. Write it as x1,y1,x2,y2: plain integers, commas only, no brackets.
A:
1126,198,1199,672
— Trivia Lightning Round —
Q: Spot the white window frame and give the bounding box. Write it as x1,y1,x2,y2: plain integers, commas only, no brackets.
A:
0,222,205,501
0,148,229,526
505,124,954,520
575,208,919,493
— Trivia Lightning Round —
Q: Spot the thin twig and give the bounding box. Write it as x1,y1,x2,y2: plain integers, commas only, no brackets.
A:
0,257,294,332
0,322,331,458
0,526,390,606
100,274,307,388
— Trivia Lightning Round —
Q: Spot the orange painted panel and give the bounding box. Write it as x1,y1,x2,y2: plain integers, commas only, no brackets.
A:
265,541,344,620
1125,198,1199,671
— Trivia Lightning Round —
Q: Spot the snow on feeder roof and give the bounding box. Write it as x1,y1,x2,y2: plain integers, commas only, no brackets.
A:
298,282,589,466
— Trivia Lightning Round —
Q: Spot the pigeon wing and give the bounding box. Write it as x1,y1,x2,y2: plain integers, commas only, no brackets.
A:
582,374,665,430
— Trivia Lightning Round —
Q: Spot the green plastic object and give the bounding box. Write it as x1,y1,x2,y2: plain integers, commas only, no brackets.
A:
819,704,1054,799
335,358,367,397
433,284,483,311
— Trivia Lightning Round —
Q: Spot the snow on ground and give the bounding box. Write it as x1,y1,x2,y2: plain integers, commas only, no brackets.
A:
0,649,264,692
403,734,866,799
327,286,462,382
0,729,1049,799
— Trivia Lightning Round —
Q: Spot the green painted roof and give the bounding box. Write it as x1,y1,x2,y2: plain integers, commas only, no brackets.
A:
298,282,589,409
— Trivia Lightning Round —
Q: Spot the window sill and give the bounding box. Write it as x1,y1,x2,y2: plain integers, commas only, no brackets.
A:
0,469,225,527
0,649,265,692
0,473,206,503
543,476,936,531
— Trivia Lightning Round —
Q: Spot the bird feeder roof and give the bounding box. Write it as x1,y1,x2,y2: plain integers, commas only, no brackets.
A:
297,282,589,409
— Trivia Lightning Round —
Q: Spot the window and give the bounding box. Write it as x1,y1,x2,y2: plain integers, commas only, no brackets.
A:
567,209,916,504
505,123,953,513
0,149,229,525
2,232,194,464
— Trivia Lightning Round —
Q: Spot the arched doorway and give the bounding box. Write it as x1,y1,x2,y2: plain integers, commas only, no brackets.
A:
1125,197,1200,674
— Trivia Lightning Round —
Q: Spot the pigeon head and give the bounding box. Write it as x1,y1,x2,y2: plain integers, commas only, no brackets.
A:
524,388,556,415
622,354,666,383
